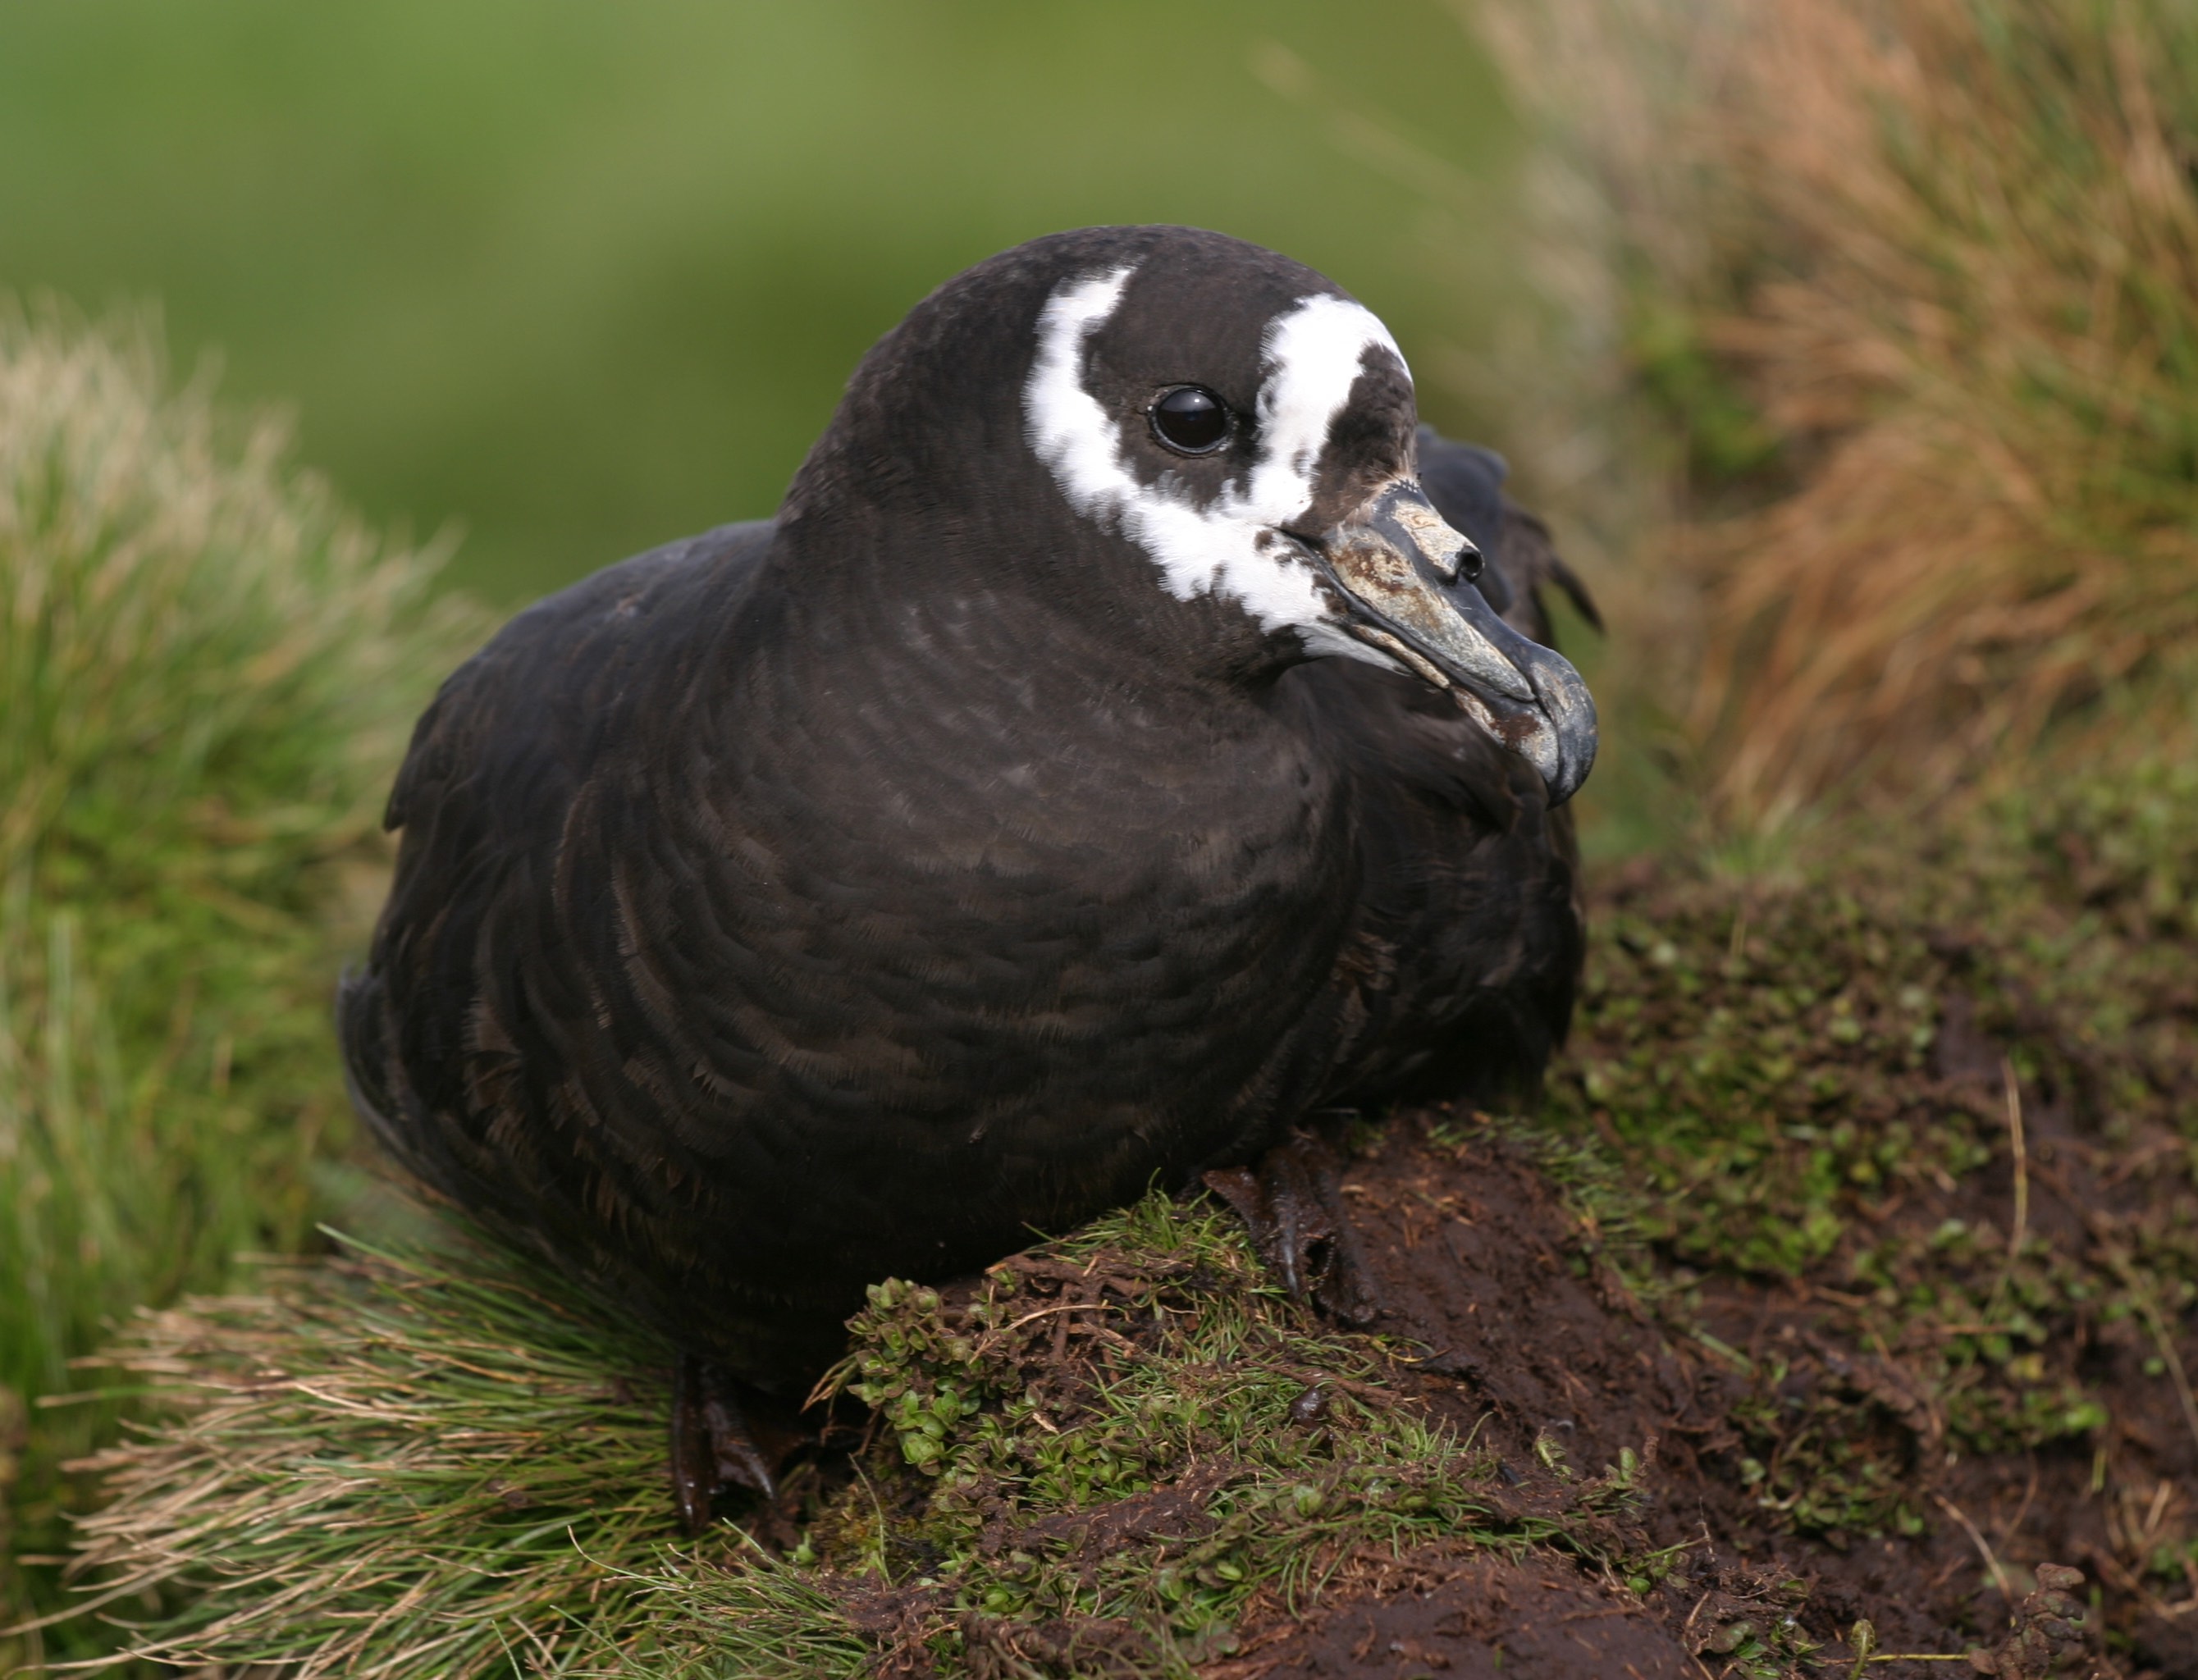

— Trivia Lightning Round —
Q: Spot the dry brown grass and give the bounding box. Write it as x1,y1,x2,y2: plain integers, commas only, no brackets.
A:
1481,0,2198,828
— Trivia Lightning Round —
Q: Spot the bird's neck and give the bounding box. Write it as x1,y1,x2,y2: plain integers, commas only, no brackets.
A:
726,528,1336,862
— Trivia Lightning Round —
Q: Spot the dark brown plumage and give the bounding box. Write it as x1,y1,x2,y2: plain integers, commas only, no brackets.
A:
340,226,1597,1404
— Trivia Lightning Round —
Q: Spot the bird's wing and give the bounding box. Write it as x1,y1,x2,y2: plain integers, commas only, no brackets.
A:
1415,425,1602,646
342,520,777,1236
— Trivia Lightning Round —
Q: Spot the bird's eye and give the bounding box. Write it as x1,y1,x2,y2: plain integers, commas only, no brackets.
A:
1150,386,1231,454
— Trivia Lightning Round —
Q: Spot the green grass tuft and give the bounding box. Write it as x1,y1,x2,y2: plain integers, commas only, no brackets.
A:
0,301,490,1664
60,1230,809,1677
1483,0,2198,827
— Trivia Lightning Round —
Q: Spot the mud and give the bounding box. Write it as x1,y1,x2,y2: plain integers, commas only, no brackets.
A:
1215,1551,1695,1679
1198,1105,2162,1678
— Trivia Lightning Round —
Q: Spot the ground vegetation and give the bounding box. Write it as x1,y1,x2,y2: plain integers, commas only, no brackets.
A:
0,305,487,1669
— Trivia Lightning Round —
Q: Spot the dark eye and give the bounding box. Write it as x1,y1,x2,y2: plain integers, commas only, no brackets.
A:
1150,386,1230,454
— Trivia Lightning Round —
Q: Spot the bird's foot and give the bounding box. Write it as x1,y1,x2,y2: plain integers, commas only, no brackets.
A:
1203,1125,1380,1326
670,1354,802,1534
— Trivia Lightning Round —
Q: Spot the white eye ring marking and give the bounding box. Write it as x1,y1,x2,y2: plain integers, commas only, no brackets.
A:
1022,263,1411,665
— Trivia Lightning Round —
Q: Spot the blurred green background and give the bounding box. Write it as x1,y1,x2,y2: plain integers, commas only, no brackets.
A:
0,0,1519,605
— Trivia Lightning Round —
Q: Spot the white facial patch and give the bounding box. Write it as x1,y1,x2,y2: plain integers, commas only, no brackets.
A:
1021,264,1410,665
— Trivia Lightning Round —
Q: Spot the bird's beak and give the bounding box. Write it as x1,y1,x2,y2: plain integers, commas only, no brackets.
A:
1305,479,1597,806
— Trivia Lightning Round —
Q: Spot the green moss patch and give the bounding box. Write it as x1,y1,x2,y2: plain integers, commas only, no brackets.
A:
1534,760,2198,1668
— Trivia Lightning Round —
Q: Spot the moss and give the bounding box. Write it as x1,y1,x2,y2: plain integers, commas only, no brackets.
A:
1553,879,1989,1281
1540,754,2198,1577
809,1198,1647,1671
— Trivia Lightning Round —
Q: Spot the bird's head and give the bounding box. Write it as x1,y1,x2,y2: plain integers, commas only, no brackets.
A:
785,226,1597,805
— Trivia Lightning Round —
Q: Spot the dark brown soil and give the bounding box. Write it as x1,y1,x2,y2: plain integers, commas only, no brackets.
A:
1197,1098,2171,1679
781,1079,2173,1677
1334,1121,1694,1478
1213,1550,1695,1679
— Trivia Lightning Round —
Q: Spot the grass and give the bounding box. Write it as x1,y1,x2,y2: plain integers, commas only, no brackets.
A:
52,1195,1656,1679
1479,0,2198,829
61,1233,743,1677
0,302,489,1667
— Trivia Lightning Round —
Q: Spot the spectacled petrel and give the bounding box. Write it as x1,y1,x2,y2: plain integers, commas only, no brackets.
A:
340,226,1599,1527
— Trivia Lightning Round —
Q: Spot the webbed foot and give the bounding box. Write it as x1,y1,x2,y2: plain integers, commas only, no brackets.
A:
1203,1125,1380,1326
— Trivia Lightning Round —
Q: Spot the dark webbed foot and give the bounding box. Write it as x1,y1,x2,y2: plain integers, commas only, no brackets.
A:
1203,1125,1380,1326
670,1354,794,1533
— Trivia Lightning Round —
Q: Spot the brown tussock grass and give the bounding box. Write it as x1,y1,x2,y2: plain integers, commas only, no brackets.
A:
1482,0,2198,828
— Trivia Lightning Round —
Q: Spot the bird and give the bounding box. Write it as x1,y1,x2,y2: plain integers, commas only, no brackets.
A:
339,225,1598,1528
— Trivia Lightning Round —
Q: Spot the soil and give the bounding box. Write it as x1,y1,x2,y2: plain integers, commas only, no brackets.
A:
1186,1080,2184,1680
807,1088,2166,1678
1216,1551,1696,1679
